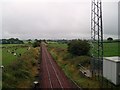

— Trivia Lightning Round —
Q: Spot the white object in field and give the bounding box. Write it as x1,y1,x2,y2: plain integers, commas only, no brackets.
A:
33,81,39,85
14,53,16,56
28,47,31,50
0,65,4,68
103,56,120,85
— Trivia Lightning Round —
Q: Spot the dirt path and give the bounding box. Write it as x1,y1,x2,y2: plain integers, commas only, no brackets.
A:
40,44,79,89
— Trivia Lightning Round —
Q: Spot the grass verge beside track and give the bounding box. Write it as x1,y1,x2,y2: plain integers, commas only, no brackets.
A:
47,42,120,88
2,46,40,88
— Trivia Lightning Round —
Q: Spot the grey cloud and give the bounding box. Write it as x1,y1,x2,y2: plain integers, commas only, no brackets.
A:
2,0,118,39
103,2,118,38
118,1,120,39
0,1,2,39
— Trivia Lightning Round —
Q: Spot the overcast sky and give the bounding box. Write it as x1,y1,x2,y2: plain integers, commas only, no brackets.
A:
0,0,119,40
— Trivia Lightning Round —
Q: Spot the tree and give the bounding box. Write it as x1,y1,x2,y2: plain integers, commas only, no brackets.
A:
2,38,24,44
68,40,90,56
107,37,113,41
27,39,32,44
33,39,41,47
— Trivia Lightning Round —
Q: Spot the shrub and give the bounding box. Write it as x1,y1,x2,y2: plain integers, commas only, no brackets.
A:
33,40,41,47
68,40,90,56
107,37,113,41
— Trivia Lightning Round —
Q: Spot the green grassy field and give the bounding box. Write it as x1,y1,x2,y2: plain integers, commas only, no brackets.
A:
1,44,28,47
48,41,119,57
1,44,28,65
103,42,119,57
48,42,67,49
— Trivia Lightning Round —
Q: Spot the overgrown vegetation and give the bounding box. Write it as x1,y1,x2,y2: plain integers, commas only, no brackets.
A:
68,40,90,56
47,41,120,88
2,47,40,88
47,42,97,88
33,39,41,48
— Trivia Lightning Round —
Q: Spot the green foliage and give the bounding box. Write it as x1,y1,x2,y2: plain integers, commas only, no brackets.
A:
107,37,113,41
2,47,40,88
2,61,30,88
2,38,24,44
68,40,90,56
30,59,36,66
63,53,75,60
50,50,58,60
33,39,41,47
63,53,90,67
48,42,67,49
33,42,39,47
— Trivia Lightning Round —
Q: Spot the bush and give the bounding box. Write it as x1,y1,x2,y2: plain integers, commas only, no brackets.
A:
33,40,41,47
107,37,113,41
68,40,90,56
33,42,40,47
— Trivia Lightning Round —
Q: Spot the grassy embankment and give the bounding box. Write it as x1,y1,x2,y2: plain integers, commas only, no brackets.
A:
1,44,40,88
47,42,119,88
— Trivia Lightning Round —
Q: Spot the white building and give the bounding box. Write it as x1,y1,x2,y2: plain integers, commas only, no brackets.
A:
103,56,120,85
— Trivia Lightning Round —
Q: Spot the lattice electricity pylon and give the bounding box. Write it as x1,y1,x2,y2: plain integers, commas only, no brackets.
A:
91,0,103,78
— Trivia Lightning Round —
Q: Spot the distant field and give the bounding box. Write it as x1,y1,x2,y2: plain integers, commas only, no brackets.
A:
103,42,119,57
48,42,67,49
2,44,26,47
1,44,29,65
48,42,119,57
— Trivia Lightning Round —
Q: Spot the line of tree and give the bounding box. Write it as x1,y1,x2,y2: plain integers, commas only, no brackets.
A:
2,38,24,44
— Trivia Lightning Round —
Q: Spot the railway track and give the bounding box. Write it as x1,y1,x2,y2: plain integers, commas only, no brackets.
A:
40,43,79,89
